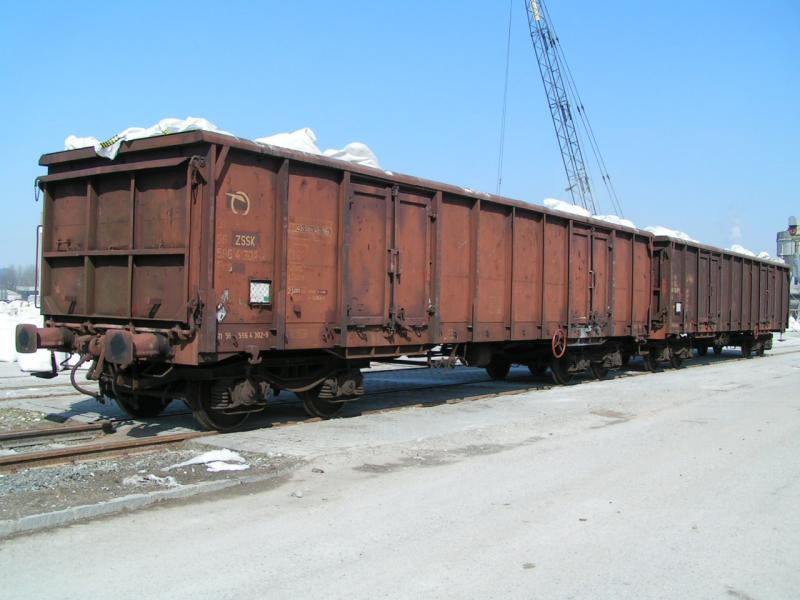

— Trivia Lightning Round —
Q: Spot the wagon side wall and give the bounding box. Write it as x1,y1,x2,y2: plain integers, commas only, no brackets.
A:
653,237,790,337
211,143,654,357
39,134,659,366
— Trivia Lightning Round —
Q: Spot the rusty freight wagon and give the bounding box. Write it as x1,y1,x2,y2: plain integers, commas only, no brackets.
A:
17,131,657,429
647,237,790,367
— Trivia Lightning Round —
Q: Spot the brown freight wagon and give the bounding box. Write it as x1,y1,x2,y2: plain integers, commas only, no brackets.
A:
17,131,655,429
647,236,790,368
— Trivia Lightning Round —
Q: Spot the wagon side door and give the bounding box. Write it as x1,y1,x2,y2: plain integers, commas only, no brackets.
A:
590,230,611,330
709,255,721,330
344,182,433,342
698,253,709,329
393,188,433,338
759,264,769,328
345,183,391,326
569,224,591,327
741,261,753,330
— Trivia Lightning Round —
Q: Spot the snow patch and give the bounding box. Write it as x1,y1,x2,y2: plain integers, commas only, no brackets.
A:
460,187,491,198
259,129,382,168
644,226,698,243
543,198,591,218
0,302,80,369
122,473,179,487
727,246,781,262
255,128,321,155
323,142,381,169
592,214,637,229
541,199,637,229
165,449,249,472
206,461,250,473
727,244,756,257
788,316,800,333
66,117,233,159
67,121,383,169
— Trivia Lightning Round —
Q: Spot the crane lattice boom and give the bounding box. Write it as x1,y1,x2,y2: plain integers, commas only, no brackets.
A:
524,0,596,213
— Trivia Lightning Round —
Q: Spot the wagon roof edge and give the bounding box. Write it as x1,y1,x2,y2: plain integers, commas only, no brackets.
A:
38,130,650,240
652,236,789,267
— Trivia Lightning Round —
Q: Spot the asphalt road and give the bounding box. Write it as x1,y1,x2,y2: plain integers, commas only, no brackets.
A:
2,336,799,599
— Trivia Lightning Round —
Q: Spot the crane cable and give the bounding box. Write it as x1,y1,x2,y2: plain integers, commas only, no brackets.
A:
496,0,514,195
540,0,620,215
538,0,623,217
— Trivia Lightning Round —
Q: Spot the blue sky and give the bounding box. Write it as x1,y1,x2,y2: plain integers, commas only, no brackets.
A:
0,0,797,264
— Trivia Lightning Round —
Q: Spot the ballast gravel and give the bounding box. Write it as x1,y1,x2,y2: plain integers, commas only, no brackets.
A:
0,442,301,521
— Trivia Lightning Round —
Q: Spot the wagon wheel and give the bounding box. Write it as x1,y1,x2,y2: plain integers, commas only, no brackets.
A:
105,376,172,419
696,345,708,356
486,360,511,380
712,344,723,356
642,351,659,372
589,363,608,380
550,357,573,385
115,393,172,419
669,351,683,369
192,382,250,432
298,384,343,419
551,329,567,359
527,363,548,377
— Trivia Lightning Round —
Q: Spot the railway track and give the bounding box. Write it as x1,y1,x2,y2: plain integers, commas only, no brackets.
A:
4,346,795,408
0,424,215,469
0,419,116,442
197,347,800,427
0,370,551,469
0,348,793,469
0,380,90,393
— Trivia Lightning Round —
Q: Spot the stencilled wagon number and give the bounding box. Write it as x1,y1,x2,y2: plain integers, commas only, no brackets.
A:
217,330,271,342
234,233,259,248
294,223,332,237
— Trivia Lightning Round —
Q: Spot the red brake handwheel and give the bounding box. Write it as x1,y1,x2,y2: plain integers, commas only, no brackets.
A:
552,329,567,359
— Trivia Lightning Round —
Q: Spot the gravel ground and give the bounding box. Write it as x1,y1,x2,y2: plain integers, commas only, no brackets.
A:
0,442,301,520
0,407,66,432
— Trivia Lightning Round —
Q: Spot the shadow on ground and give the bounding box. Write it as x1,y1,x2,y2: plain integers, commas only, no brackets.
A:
42,349,760,434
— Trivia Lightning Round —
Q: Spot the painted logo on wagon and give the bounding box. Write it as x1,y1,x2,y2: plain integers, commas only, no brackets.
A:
226,191,251,216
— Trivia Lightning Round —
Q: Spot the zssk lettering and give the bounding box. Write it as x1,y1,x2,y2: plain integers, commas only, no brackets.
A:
234,234,258,248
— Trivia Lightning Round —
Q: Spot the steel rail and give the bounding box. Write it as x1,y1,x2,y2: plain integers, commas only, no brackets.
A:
0,420,115,442
0,431,215,468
